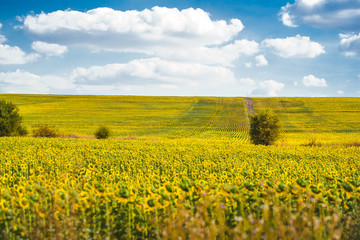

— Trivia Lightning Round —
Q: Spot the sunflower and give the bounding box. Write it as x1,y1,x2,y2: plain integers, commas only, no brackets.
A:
79,191,89,200
16,186,26,196
54,188,67,204
19,197,29,210
34,204,46,218
144,193,158,212
54,210,62,221
157,197,170,209
0,199,9,211
341,183,354,199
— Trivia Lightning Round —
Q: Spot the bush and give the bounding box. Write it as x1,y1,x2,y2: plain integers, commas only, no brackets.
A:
15,125,28,136
95,126,110,139
302,139,322,147
33,124,57,138
0,99,27,137
250,109,281,146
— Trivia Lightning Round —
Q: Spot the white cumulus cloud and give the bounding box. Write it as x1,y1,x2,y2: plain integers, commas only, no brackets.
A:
71,58,237,87
251,80,285,96
22,7,255,65
0,69,74,93
302,74,327,87
262,35,325,58
339,33,360,57
0,22,40,64
0,44,39,64
299,0,326,8
280,10,298,28
280,0,360,31
255,55,268,67
23,7,243,49
31,41,68,57
156,39,259,66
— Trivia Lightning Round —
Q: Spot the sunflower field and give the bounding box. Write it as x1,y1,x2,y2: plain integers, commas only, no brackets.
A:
0,95,359,239
0,138,359,239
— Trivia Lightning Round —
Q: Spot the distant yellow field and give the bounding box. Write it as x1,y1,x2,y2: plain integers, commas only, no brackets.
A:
1,94,250,142
1,94,359,145
252,97,360,145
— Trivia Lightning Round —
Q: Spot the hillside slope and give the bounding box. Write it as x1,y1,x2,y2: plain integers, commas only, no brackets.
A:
1,95,359,144
0,95,249,141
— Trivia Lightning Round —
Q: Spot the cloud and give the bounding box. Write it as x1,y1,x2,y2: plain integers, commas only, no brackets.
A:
23,7,243,48
255,55,268,67
0,23,6,44
339,33,360,57
0,23,40,64
302,74,327,87
262,35,325,58
157,39,259,66
0,69,74,93
0,44,39,64
31,41,68,57
280,11,298,28
251,80,285,96
22,7,256,65
0,35,6,44
71,58,237,87
337,90,344,95
280,0,360,31
0,62,288,97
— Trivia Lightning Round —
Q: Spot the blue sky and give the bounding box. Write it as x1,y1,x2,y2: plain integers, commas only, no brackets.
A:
0,0,359,96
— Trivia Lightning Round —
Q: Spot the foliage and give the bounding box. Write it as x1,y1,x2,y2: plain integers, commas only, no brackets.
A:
250,109,281,145
94,125,110,139
0,99,26,137
0,137,358,239
15,125,28,136
33,124,57,138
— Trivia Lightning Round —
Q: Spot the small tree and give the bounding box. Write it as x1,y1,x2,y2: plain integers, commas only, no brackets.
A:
250,109,281,146
95,126,110,139
33,124,57,138
0,99,27,137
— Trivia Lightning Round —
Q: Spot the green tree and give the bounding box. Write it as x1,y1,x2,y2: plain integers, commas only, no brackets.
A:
0,99,27,137
95,125,110,139
250,109,280,146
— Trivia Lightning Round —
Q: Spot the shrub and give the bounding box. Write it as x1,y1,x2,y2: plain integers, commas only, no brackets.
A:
250,109,281,146
302,139,322,147
0,99,27,137
15,125,28,136
95,126,110,139
33,124,57,138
